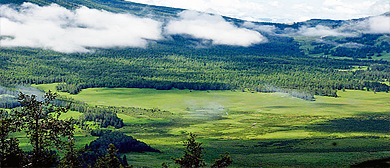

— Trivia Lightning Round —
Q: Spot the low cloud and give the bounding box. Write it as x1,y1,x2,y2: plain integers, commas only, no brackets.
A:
367,16,390,34
126,0,266,22
294,15,390,37
0,3,163,53
0,2,387,53
242,22,277,33
339,42,365,48
297,25,356,37
0,3,267,53
315,39,365,48
165,10,266,46
128,0,386,23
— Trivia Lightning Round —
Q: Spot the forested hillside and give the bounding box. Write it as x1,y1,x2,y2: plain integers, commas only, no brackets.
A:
1,46,389,101
1,0,390,167
1,0,389,101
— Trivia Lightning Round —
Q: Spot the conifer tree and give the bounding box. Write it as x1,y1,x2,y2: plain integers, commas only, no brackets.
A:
172,133,233,168
211,152,233,168
95,144,123,168
172,133,206,168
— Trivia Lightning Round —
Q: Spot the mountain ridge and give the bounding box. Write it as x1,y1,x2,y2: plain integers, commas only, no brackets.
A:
1,0,388,29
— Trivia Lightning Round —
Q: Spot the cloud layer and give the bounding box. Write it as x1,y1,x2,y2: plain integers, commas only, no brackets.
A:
0,3,163,53
0,3,265,53
292,16,390,37
165,10,266,46
297,25,356,37
368,16,390,34
0,2,387,53
127,0,389,23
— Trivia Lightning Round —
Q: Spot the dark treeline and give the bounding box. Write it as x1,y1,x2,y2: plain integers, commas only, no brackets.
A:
91,129,112,136
79,110,124,129
1,34,390,100
53,96,173,129
55,99,126,129
56,96,173,118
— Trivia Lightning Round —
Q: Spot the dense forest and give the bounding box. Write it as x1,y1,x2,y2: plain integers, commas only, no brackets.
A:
0,40,389,101
1,0,390,101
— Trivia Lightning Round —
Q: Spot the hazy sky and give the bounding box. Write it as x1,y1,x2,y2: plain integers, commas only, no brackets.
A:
127,0,390,22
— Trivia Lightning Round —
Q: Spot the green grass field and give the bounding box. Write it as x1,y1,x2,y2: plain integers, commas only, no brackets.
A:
34,83,390,116
33,83,390,167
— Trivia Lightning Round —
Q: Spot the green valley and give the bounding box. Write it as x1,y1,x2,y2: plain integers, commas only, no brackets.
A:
1,0,390,167
30,84,390,167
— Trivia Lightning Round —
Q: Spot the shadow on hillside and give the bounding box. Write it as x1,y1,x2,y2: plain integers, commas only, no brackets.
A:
313,103,350,107
264,105,295,109
351,157,390,167
308,113,390,133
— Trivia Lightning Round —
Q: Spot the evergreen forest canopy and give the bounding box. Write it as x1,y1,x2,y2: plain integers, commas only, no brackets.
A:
0,0,389,101
0,37,389,101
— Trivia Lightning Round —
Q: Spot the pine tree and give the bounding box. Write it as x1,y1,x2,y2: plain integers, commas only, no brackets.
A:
58,138,82,168
172,133,233,168
95,144,124,168
172,133,206,168
211,152,233,168
122,155,129,167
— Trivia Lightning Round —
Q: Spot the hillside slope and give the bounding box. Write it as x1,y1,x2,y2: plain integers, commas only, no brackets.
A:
0,0,389,99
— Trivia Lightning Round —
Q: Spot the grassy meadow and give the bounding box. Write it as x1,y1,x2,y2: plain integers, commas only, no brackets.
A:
32,83,390,167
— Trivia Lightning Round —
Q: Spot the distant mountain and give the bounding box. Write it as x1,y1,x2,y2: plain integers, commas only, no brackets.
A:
0,0,182,19
1,0,389,60
1,0,387,29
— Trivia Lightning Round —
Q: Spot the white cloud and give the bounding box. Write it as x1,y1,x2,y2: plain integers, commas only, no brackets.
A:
1,2,388,53
165,10,266,46
292,3,314,12
339,42,365,48
128,0,264,21
293,15,390,37
322,0,376,15
268,1,280,7
0,3,163,53
127,0,387,23
323,0,344,6
368,0,390,15
347,15,390,34
242,22,276,33
368,16,390,34
297,25,356,37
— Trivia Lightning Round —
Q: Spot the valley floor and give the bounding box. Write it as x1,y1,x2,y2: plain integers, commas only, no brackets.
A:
31,83,390,167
